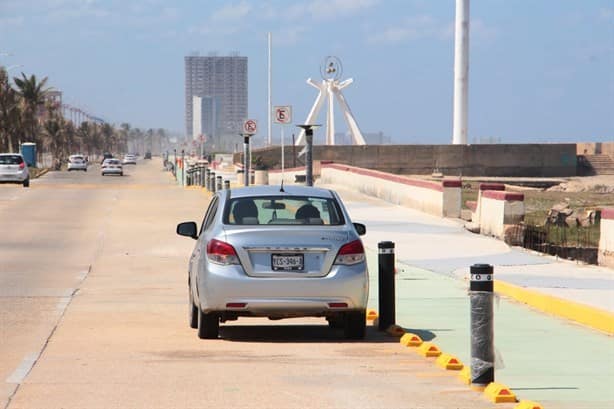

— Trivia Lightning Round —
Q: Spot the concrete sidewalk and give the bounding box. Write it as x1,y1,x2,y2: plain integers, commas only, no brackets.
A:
330,184,614,409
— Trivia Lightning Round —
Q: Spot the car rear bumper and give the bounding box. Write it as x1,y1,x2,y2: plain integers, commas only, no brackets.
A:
101,168,122,174
0,172,28,183
196,262,369,315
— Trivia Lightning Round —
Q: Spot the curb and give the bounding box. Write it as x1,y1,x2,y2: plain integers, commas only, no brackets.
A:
495,280,614,335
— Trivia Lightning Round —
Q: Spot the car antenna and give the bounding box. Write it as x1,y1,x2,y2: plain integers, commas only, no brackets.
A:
280,179,285,193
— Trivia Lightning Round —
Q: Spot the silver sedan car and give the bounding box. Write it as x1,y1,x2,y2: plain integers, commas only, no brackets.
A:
177,185,368,340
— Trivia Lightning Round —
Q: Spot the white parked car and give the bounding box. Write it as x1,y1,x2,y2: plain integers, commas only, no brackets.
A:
0,153,30,187
122,154,137,165
101,158,123,176
67,155,88,171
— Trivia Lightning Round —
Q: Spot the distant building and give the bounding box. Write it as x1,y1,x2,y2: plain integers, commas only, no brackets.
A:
185,54,247,151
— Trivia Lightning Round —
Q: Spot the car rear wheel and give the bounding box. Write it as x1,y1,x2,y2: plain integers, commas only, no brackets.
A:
188,288,198,329
22,178,29,188
344,310,366,340
197,309,219,339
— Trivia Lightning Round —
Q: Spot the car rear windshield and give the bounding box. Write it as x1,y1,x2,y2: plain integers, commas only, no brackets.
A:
225,196,345,226
0,155,23,165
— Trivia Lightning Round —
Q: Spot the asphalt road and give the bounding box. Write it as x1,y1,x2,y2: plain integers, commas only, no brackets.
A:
0,160,508,409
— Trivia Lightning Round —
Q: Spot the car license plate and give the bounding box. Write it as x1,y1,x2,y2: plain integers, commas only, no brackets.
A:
271,254,304,271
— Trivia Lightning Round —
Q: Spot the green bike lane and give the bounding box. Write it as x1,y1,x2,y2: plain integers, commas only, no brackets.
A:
362,241,613,409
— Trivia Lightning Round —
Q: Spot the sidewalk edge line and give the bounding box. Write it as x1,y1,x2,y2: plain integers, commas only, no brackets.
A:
494,280,614,335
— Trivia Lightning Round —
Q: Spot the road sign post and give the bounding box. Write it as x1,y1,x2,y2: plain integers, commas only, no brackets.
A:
241,120,257,187
274,106,292,176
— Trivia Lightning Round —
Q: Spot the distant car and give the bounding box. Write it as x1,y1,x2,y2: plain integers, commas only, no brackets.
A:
122,154,137,165
101,152,113,164
67,155,87,171
0,153,30,187
144,151,152,159
176,185,369,340
101,158,123,176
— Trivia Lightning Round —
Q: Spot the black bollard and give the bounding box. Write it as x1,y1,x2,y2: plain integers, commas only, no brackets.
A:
224,180,230,190
469,264,495,389
378,241,396,331
216,175,222,191
205,169,211,191
210,172,216,192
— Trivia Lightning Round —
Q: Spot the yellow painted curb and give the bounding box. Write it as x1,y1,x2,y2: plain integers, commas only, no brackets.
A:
495,280,614,335
366,309,378,321
386,324,405,337
435,353,464,370
458,366,470,384
514,401,544,409
400,333,423,347
417,342,441,357
484,382,517,403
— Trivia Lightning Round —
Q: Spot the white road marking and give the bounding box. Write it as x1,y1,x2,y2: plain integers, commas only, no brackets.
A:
5,353,39,384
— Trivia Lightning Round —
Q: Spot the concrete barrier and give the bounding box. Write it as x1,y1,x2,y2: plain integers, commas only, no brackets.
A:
269,164,462,218
598,208,614,268
479,191,525,239
471,183,506,224
320,164,461,218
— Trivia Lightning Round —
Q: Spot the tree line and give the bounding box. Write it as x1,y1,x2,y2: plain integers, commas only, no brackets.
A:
0,66,169,165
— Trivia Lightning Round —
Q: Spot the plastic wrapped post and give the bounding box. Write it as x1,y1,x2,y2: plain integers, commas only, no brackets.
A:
469,263,494,388
378,241,396,331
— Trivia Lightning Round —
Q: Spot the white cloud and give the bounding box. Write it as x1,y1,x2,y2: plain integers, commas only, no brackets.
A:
599,7,614,22
368,15,446,45
211,1,252,22
368,15,498,45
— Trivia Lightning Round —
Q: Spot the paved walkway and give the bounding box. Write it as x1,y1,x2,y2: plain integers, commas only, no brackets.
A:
326,184,614,409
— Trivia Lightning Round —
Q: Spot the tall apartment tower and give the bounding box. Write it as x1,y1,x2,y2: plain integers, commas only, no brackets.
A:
185,54,248,150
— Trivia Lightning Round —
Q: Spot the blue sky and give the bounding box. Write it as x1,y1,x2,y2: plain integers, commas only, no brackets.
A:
1,0,612,144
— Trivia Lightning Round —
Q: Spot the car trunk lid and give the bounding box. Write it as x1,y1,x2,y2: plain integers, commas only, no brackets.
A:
223,226,349,278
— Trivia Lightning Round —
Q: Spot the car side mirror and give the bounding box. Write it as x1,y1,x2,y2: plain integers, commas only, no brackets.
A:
177,221,198,239
353,222,366,236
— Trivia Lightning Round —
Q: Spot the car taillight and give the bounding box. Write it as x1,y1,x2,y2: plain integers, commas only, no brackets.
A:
334,240,365,265
19,162,25,169
207,239,240,265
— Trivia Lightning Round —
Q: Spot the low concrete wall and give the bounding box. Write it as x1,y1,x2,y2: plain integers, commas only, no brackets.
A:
269,164,461,218
242,143,578,177
319,164,461,218
598,208,614,268
479,191,525,239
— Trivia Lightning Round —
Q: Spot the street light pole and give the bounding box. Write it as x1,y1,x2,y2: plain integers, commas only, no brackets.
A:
297,124,320,187
241,133,253,187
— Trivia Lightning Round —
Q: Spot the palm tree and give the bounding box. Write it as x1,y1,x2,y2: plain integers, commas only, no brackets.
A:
13,73,50,149
0,68,22,152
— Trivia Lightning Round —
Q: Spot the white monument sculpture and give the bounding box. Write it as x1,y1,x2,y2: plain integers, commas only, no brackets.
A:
295,56,366,146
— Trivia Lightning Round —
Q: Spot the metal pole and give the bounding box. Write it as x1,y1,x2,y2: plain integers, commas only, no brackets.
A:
469,263,494,389
173,149,177,180
181,149,185,187
243,135,250,187
305,129,313,186
292,134,296,168
452,0,470,145
267,32,272,146
378,241,396,331
281,126,285,177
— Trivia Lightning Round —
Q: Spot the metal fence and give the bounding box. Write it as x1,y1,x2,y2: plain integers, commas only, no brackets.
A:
515,224,600,264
